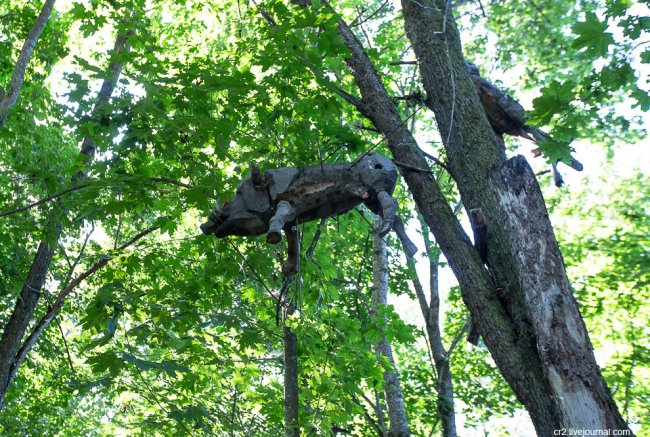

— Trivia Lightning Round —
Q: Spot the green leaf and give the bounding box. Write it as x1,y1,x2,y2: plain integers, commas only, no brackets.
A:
571,12,614,57
123,353,190,378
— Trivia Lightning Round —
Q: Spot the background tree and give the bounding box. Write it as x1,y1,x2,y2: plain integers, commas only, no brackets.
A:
0,0,647,434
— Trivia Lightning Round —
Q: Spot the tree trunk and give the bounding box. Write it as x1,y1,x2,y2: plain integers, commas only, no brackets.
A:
0,28,132,410
372,220,410,437
489,157,630,431
325,8,544,434
0,0,57,126
399,1,631,434
409,221,457,437
284,304,299,437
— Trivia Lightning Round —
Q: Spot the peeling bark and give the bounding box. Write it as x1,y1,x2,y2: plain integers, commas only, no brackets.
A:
400,1,630,434
489,157,629,431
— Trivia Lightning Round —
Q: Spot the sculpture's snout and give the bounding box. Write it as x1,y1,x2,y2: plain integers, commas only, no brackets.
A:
200,202,228,235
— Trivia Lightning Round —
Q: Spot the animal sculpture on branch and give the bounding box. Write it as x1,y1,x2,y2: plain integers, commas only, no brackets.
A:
201,153,417,275
465,61,583,186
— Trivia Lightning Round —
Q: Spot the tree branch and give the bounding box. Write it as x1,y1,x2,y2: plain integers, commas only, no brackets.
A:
0,177,210,218
0,183,91,218
0,0,57,126
7,226,159,389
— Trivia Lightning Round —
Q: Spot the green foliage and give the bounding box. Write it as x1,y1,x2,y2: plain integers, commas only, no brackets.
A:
0,0,647,434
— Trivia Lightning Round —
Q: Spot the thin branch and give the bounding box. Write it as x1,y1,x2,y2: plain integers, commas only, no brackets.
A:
353,124,380,133
392,160,433,173
305,218,327,261
0,183,91,218
0,177,212,218
57,322,76,376
445,318,470,359
351,0,390,28
332,86,361,108
226,238,278,303
7,226,159,388
0,0,57,126
351,394,383,436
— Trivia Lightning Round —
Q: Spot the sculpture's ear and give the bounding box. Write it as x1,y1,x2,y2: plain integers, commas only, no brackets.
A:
251,163,264,188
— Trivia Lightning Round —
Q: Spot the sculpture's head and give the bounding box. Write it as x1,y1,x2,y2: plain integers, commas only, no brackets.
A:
465,60,480,75
201,178,271,238
358,153,398,195
200,200,231,236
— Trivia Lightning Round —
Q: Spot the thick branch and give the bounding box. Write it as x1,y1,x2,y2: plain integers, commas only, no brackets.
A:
0,183,91,218
0,0,57,126
283,304,299,437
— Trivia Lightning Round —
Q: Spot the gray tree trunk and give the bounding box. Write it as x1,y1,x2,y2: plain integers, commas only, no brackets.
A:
0,28,132,410
284,304,299,437
325,10,542,435
372,220,410,437
409,221,457,437
399,1,631,434
0,0,57,126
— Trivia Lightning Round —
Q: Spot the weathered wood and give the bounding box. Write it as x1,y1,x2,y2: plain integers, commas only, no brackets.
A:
465,61,583,186
488,156,630,432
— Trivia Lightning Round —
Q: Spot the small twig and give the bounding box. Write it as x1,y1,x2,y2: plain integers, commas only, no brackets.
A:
420,149,452,174
353,124,380,133
392,160,433,173
349,104,425,169
389,60,418,66
275,274,295,325
8,226,159,389
0,177,211,218
226,238,278,303
351,0,390,28
445,318,470,359
230,384,239,437
306,218,327,261
57,322,76,376
124,332,196,437
351,394,383,436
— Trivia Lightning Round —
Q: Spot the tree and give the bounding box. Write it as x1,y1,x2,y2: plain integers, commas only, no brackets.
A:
0,0,647,434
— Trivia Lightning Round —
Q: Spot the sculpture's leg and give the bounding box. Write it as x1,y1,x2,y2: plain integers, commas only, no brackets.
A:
267,200,296,244
283,224,300,275
392,216,417,259
551,161,564,187
376,191,396,237
566,156,584,172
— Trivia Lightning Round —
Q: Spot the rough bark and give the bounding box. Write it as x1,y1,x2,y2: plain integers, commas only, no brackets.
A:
409,223,457,437
0,29,132,409
489,157,629,431
0,0,56,126
372,219,410,437
319,8,544,436
283,304,299,437
400,1,630,434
